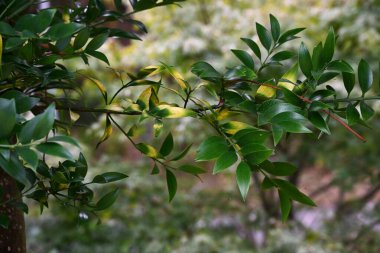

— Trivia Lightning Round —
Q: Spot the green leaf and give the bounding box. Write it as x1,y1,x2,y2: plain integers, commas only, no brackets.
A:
1,90,39,113
96,117,112,149
241,38,261,60
19,104,55,143
213,151,238,174
270,51,294,62
240,144,273,165
270,112,312,133
35,142,73,160
0,154,28,185
346,104,360,125
231,49,255,69
92,172,128,184
95,188,119,211
166,169,177,202
151,163,160,175
317,72,339,85
0,98,16,139
87,51,110,65
136,143,159,158
308,111,330,134
358,59,373,95
74,28,90,49
257,99,299,125
342,72,355,95
171,144,192,161
47,135,81,148
278,28,305,44
278,190,292,222
308,101,332,111
195,136,228,161
16,147,38,171
299,42,313,78
281,88,305,107
179,165,206,175
191,61,222,82
261,176,275,190
236,162,251,201
321,27,335,64
269,14,280,41
224,65,257,80
0,214,9,229
86,32,109,51
312,42,323,71
0,21,16,36
160,133,174,157
150,105,196,118
360,102,375,121
273,179,316,206
221,121,256,135
261,161,297,176
272,124,284,146
233,128,270,146
44,23,84,40
256,22,272,51
15,9,56,34
326,60,354,73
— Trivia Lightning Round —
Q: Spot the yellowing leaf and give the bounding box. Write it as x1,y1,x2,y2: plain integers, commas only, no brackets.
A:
161,63,189,90
150,105,196,118
96,117,112,148
278,63,298,90
136,143,159,158
221,121,255,135
256,85,276,100
87,77,107,101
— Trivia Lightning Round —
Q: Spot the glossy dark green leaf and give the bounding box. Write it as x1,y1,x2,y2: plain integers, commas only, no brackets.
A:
236,162,251,201
195,136,228,161
95,188,119,211
346,104,360,125
272,124,284,146
179,164,206,175
92,172,128,184
213,151,238,174
241,38,261,60
261,176,275,190
342,72,355,95
74,28,90,49
256,23,272,51
151,163,160,175
321,27,335,64
273,179,316,206
278,28,305,44
281,88,305,107
258,99,299,125
19,104,55,143
0,98,16,139
358,59,373,94
87,50,110,65
360,102,375,121
308,101,332,111
171,144,192,161
278,190,291,222
86,32,109,51
269,14,280,41
231,49,255,69
0,154,28,185
16,147,38,171
1,90,39,113
327,60,354,73
191,61,222,82
271,112,312,133
261,161,297,176
311,42,323,71
308,111,330,134
15,9,56,34
241,143,273,165
270,51,294,62
44,23,84,40
0,21,16,36
224,65,257,80
47,135,81,148
166,169,177,202
160,133,174,157
299,42,313,78
35,142,73,160
317,72,339,85
233,128,270,146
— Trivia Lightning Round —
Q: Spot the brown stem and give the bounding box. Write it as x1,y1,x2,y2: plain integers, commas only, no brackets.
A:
0,169,26,253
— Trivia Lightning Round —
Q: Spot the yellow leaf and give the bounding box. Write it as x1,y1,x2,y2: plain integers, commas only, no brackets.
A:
150,104,196,118
278,63,298,90
221,121,255,135
136,143,159,158
96,117,112,148
162,63,189,90
256,85,276,100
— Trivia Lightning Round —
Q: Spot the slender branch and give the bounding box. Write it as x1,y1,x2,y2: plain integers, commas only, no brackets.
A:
322,96,380,103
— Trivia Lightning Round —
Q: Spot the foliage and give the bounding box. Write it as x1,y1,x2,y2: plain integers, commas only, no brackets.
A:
0,0,379,234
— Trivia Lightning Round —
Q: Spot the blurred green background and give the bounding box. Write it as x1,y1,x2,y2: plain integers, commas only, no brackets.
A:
26,0,380,252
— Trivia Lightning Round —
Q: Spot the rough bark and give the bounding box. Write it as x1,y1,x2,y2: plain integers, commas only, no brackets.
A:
0,169,26,253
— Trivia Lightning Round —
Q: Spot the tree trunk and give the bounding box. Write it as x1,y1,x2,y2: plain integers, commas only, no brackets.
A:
0,169,26,253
